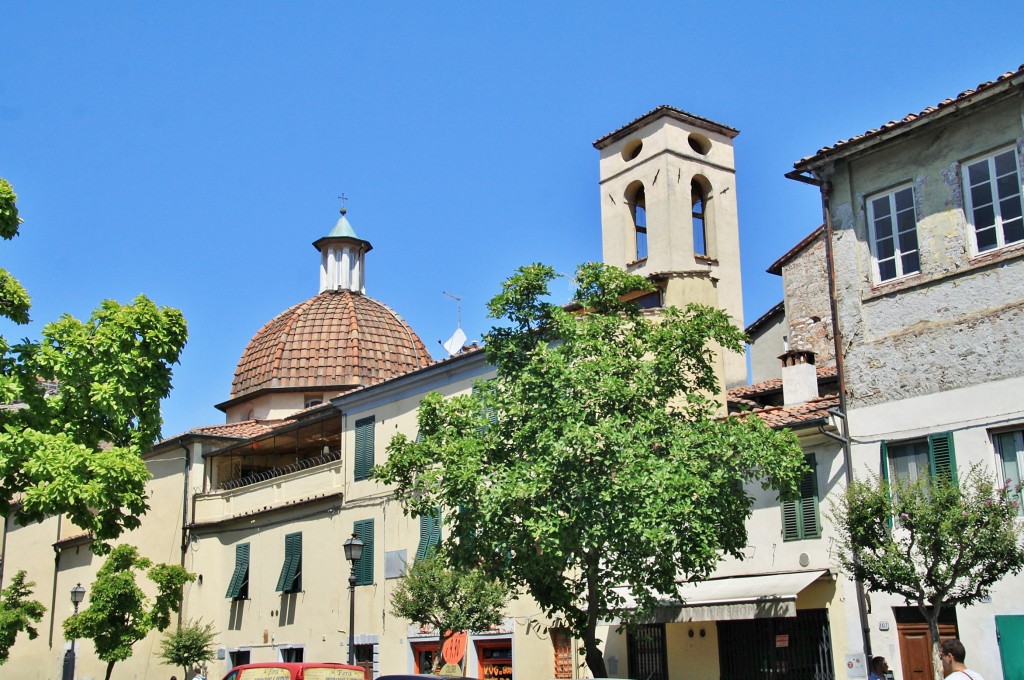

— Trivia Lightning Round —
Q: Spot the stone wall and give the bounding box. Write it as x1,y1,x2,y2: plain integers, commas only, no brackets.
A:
825,93,1024,409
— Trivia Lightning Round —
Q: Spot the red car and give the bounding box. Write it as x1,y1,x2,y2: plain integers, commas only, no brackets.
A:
221,662,368,680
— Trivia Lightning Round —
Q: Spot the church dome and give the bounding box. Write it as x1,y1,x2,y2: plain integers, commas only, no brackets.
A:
230,289,434,400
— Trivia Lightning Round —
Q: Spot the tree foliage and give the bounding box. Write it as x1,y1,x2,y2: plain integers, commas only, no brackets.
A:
376,262,806,677
390,555,509,672
0,178,187,546
159,619,218,680
832,464,1024,680
0,570,45,664
64,545,194,680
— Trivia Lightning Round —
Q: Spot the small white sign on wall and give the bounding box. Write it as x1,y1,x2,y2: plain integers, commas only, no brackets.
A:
846,653,867,679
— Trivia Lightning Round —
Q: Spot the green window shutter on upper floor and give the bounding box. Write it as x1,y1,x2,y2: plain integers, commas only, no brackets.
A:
353,519,374,586
226,543,250,599
928,432,957,485
275,532,302,593
472,383,498,431
416,509,442,562
881,432,957,485
354,416,375,481
782,454,820,541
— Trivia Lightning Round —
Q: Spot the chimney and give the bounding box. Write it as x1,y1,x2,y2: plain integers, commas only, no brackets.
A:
780,350,818,406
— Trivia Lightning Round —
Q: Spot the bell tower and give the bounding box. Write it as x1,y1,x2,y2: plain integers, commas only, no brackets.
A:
594,106,745,389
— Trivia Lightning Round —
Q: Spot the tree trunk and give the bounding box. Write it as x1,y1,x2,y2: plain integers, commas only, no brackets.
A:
928,609,943,680
105,660,116,680
434,629,452,673
583,554,608,678
584,638,608,678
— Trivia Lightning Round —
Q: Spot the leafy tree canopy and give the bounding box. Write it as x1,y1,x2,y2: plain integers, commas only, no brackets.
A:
376,262,806,677
0,570,45,664
0,178,187,546
64,545,194,680
832,464,1024,680
390,554,509,672
159,619,218,680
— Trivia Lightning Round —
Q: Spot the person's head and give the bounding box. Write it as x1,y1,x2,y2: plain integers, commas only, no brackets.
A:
872,657,889,675
940,638,967,672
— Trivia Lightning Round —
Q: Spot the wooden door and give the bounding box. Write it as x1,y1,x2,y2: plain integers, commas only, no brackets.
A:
896,623,958,680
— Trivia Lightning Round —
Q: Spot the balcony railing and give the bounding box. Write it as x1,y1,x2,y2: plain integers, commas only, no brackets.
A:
217,450,341,491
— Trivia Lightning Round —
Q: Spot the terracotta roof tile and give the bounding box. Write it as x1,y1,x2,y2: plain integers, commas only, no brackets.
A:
795,65,1024,169
727,366,837,400
230,290,433,399
186,420,274,439
731,394,839,430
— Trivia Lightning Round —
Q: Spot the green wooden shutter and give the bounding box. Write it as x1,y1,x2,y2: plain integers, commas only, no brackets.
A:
416,513,431,561
353,519,374,586
416,508,442,561
782,455,819,540
880,441,890,481
928,432,957,485
472,383,498,431
354,416,375,481
226,543,250,599
782,498,800,540
800,455,820,538
275,532,302,593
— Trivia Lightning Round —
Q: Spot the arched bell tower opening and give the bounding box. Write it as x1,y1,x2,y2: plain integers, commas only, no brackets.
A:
593,106,746,390
625,180,648,262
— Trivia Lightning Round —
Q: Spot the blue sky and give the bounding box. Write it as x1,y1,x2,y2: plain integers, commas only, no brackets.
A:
2,3,1020,438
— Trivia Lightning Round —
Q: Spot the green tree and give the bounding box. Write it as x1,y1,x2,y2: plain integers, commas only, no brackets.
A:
159,619,218,680
0,570,45,664
64,544,194,680
376,262,806,677
832,464,1024,680
390,554,509,672
0,178,187,546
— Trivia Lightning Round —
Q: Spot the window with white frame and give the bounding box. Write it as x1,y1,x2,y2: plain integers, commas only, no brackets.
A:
963,147,1024,253
867,185,920,282
993,430,1024,515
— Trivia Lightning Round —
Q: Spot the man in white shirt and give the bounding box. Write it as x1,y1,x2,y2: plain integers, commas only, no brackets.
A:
940,639,984,680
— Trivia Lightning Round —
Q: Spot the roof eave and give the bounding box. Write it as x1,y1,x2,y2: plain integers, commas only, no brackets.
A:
793,72,1024,173
594,106,739,150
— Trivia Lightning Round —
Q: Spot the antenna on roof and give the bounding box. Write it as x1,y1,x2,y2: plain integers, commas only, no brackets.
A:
441,292,467,357
442,291,462,328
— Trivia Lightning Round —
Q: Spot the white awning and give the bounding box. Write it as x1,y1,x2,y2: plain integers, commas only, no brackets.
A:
613,569,830,623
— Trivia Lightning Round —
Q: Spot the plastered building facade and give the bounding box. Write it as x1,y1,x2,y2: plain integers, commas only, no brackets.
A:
790,64,1024,680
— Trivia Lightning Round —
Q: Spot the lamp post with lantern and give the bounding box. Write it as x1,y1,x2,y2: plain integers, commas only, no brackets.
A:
343,532,364,666
63,583,86,680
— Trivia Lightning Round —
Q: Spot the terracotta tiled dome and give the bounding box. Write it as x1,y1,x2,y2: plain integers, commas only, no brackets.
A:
230,290,433,399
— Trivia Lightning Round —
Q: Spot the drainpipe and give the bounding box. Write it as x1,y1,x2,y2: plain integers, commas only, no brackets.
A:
787,166,872,658
48,515,62,648
179,442,192,628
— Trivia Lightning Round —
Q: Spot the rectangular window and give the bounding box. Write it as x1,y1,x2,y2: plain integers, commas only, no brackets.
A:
275,532,302,593
868,185,920,282
354,416,375,481
280,647,304,663
225,543,250,600
415,508,442,561
963,148,1024,253
994,430,1024,516
353,519,374,586
782,454,821,541
882,432,958,485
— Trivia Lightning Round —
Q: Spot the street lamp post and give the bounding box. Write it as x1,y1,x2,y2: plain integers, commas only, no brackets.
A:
65,583,86,680
342,533,364,666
